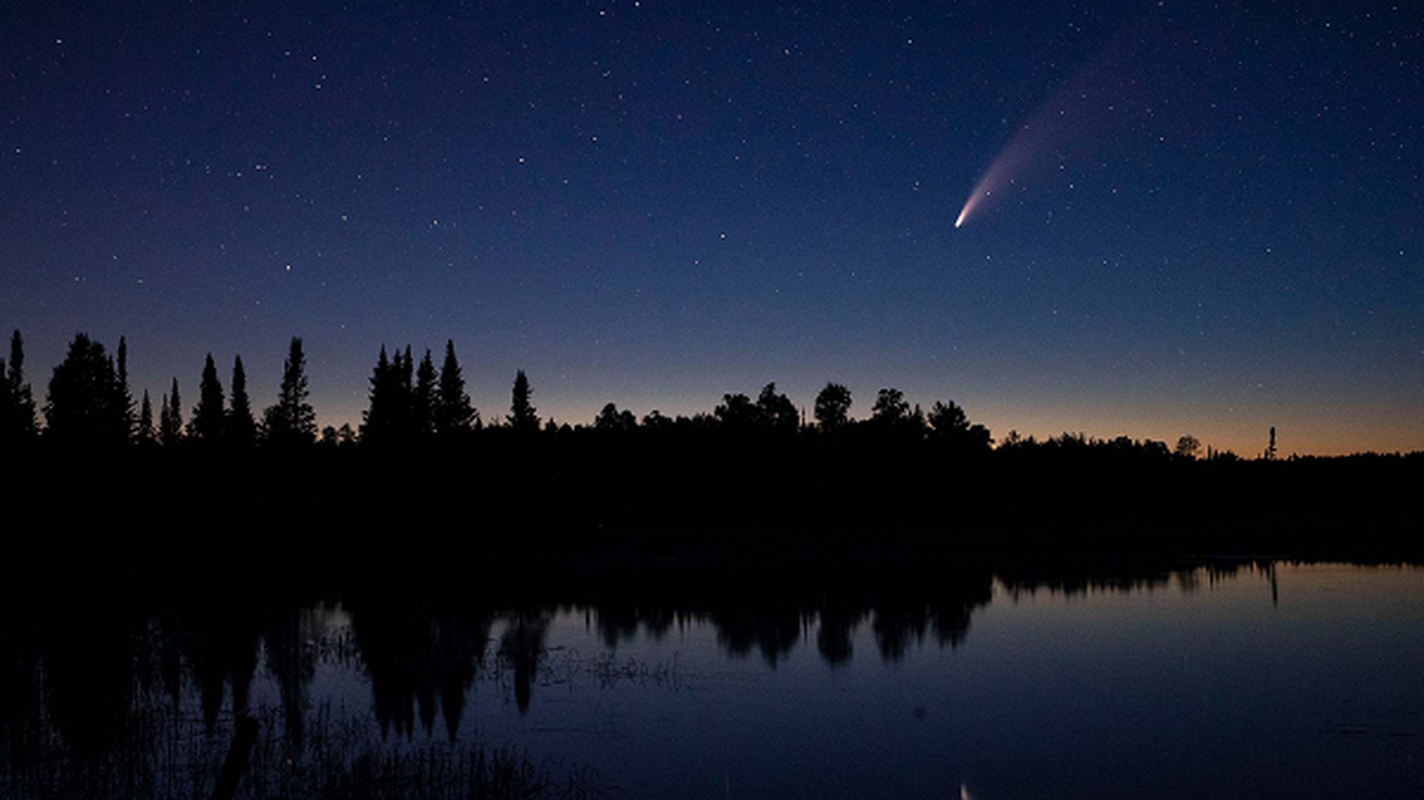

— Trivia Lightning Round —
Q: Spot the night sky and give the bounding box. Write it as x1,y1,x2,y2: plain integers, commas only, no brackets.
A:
3,1,1420,455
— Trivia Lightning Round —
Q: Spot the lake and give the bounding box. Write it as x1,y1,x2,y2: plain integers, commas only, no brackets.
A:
2,559,1421,798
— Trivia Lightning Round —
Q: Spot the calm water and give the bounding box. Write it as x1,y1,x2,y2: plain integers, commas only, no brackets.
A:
3,561,1422,798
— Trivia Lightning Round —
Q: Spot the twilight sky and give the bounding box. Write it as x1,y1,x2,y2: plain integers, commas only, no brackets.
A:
2,1,1420,455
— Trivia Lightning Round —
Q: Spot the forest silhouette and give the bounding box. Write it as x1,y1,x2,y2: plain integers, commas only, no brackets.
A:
2,329,1420,554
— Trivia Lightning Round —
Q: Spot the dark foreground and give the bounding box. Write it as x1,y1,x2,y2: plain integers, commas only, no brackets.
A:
6,445,1420,797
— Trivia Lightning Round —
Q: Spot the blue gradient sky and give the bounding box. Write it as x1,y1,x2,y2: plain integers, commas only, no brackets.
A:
3,1,1420,454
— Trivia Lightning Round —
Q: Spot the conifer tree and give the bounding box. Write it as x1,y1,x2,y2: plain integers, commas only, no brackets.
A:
0,354,8,438
398,345,414,437
191,353,226,444
159,392,172,445
361,345,397,445
137,390,155,446
159,378,184,447
45,333,123,446
227,355,256,447
2,330,37,444
435,340,477,436
413,348,437,438
508,370,539,432
115,336,134,444
268,337,315,446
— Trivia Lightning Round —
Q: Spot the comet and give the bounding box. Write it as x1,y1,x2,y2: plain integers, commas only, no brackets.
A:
954,14,1163,229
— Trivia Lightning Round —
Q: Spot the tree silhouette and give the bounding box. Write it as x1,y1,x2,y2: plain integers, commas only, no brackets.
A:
159,391,172,446
871,388,909,426
595,402,637,431
137,390,155,447
266,337,316,446
756,382,799,431
642,409,672,429
813,382,852,432
190,354,226,445
227,356,256,447
714,392,757,429
159,378,183,447
928,399,992,452
508,370,539,432
115,336,135,444
361,345,404,446
1,330,38,445
435,340,477,437
927,400,968,435
1173,435,1200,459
413,349,437,438
43,333,126,447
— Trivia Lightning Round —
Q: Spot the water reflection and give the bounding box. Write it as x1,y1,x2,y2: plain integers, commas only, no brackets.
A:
1,557,1419,799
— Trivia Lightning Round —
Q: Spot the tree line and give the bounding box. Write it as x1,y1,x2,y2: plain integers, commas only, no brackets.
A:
0,328,1334,462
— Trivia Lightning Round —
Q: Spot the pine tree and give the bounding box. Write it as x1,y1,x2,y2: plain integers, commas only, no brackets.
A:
269,337,315,446
413,348,437,438
159,378,184,447
398,345,415,438
191,353,226,444
2,330,38,444
159,392,172,445
508,370,539,432
435,340,477,437
115,336,135,444
0,354,8,439
361,345,397,445
45,333,123,447
227,355,256,447
137,390,155,446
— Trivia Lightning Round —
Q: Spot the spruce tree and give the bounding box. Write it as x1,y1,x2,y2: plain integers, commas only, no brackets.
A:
191,353,226,444
508,370,539,432
435,340,477,437
361,345,396,445
159,378,184,447
137,390,155,446
44,333,122,447
227,355,256,447
0,354,10,441
2,330,37,444
115,336,135,444
270,337,315,446
398,345,414,438
159,392,172,446
413,348,437,438
11,331,36,436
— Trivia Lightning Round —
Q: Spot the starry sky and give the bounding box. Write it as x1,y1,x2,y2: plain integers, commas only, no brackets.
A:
2,1,1420,455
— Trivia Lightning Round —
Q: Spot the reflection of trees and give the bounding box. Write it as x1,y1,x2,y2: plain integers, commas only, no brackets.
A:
157,602,262,734
435,610,493,740
263,605,319,755
868,574,993,663
499,611,552,714
0,551,1313,782
348,601,493,739
573,568,995,667
995,560,1277,600
709,604,803,666
816,605,862,667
